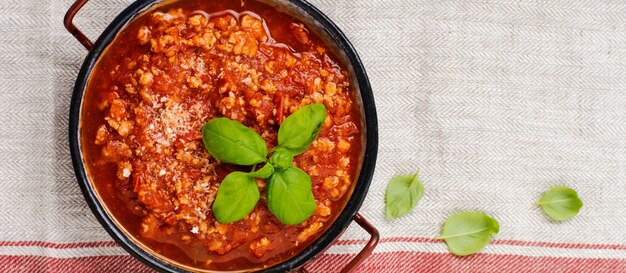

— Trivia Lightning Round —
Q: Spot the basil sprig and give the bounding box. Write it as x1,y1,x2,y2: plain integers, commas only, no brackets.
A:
436,211,500,256
251,163,274,179
267,166,316,224
277,103,326,155
536,186,583,221
202,104,327,224
385,170,424,219
212,172,260,224
268,148,295,170
201,118,268,165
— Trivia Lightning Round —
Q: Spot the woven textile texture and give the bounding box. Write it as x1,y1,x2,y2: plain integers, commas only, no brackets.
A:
1,0,626,272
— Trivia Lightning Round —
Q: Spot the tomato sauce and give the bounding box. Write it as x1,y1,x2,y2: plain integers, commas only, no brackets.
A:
80,0,362,271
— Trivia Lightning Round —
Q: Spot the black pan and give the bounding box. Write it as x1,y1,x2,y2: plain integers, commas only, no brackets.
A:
65,0,379,272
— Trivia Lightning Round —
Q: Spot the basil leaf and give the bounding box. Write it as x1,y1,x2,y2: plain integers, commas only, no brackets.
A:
266,166,316,225
436,211,499,256
276,103,326,155
251,163,274,179
212,172,260,224
202,118,268,165
536,186,583,221
385,171,424,219
268,148,294,170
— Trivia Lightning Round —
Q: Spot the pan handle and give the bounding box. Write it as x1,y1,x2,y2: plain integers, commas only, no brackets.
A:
297,213,379,273
63,0,93,50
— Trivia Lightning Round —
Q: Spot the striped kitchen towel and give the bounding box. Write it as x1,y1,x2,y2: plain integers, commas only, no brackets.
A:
1,0,625,272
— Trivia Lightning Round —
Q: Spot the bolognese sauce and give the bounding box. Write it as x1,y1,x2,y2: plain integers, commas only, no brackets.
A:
81,0,362,270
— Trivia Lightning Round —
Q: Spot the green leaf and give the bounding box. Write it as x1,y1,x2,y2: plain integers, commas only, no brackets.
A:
385,171,424,219
535,186,583,221
436,211,499,256
251,163,274,179
201,118,268,165
268,148,294,170
276,103,326,155
266,166,316,225
212,172,260,224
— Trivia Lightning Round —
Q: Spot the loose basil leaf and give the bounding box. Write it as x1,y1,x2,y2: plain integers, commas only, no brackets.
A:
276,103,326,155
536,186,583,221
266,166,316,225
268,148,294,170
251,163,274,179
212,172,260,224
436,211,499,256
385,171,424,219
202,118,268,165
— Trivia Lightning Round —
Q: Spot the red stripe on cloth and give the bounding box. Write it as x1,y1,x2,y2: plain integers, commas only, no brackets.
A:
335,237,439,245
0,241,119,249
2,252,625,273
3,238,626,251
0,256,153,273
334,237,626,250
493,239,626,251
304,252,626,273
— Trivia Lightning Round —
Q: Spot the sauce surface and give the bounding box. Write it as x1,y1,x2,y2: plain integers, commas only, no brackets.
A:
81,0,362,271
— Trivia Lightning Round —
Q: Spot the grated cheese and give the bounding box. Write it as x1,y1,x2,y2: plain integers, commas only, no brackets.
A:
122,168,131,178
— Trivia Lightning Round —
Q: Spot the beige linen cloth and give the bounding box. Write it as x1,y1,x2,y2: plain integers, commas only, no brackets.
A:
1,0,625,272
